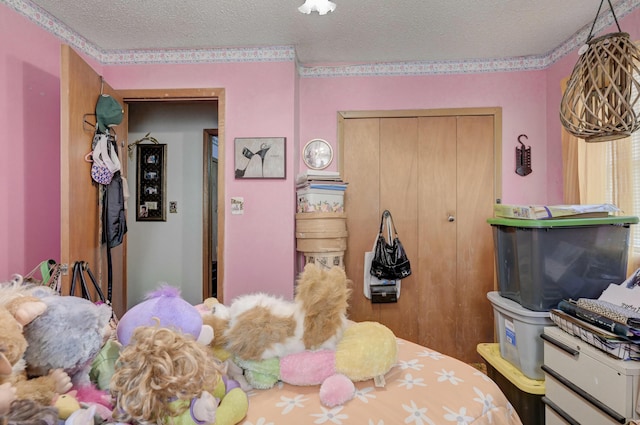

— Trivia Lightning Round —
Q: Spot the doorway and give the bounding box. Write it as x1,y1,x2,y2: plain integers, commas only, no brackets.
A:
60,45,226,316
125,101,220,307
203,129,219,300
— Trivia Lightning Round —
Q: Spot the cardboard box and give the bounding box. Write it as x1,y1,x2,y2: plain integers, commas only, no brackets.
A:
297,188,344,213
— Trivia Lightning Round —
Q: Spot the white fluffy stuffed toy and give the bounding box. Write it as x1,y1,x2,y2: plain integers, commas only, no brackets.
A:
224,264,352,361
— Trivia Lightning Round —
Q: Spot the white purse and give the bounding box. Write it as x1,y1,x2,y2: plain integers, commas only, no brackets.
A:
89,133,121,185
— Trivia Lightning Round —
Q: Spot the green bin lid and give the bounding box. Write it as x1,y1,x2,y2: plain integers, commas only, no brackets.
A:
487,216,639,228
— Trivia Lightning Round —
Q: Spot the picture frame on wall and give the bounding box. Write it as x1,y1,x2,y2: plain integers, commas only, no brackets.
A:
234,137,286,179
136,144,167,221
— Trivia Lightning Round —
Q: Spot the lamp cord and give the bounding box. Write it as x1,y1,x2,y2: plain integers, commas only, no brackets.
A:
586,0,622,42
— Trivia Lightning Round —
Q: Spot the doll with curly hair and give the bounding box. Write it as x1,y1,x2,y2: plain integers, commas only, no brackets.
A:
110,325,248,425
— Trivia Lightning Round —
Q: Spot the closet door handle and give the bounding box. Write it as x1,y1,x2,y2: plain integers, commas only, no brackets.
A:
448,215,455,222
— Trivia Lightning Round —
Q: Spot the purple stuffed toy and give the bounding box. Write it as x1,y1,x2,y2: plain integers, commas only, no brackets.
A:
117,284,213,346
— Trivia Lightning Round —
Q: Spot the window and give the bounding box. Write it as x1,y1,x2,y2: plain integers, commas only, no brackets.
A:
562,57,640,271
603,131,640,255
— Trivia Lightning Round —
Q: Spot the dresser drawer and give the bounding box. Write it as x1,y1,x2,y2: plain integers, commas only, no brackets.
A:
542,326,640,420
543,373,625,424
544,403,574,425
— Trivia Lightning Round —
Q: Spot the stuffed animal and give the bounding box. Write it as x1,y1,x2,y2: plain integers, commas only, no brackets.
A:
224,263,352,361
235,320,398,407
0,398,59,425
0,383,16,416
52,391,81,420
110,325,248,425
197,298,251,391
0,296,73,407
21,294,113,387
116,285,213,346
53,389,113,424
198,297,233,362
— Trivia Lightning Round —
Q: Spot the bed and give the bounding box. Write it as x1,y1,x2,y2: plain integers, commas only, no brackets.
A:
239,337,522,425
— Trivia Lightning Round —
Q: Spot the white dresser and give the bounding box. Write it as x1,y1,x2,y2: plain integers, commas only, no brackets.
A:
542,326,640,424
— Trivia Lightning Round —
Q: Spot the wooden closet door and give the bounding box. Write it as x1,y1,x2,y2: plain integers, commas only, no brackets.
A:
454,115,495,362
417,116,458,356
343,111,496,363
378,118,419,342
343,118,381,323
343,118,420,342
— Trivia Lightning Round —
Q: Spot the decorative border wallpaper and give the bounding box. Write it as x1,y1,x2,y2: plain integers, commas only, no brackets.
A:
4,0,638,78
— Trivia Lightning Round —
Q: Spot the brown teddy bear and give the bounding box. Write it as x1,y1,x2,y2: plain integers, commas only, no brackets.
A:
0,296,72,406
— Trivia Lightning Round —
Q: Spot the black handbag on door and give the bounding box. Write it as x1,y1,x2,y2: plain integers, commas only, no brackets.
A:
370,210,412,280
70,261,107,303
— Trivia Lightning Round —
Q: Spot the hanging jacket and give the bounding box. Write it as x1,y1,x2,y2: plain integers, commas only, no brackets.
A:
104,171,127,248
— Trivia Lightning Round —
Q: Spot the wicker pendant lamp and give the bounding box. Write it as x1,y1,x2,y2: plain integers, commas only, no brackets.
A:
560,0,640,142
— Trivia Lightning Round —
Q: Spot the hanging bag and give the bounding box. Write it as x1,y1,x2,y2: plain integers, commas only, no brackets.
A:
370,210,412,280
70,261,119,331
22,259,62,293
364,227,400,303
70,261,107,303
89,133,121,185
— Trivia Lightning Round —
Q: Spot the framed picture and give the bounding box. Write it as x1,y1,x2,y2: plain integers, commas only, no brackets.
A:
136,144,167,221
234,137,286,179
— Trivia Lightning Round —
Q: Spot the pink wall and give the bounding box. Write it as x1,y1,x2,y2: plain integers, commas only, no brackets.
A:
0,4,299,300
299,71,550,205
103,62,299,302
1,4,62,279
4,3,639,300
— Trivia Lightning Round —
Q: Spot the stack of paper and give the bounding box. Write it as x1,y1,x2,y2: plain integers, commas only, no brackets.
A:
549,269,640,360
296,170,348,191
494,203,620,220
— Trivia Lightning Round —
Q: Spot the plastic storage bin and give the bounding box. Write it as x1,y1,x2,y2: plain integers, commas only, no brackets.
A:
487,291,553,380
477,343,545,425
487,216,637,311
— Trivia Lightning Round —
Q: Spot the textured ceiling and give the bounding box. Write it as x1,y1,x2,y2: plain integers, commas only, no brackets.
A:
21,0,640,66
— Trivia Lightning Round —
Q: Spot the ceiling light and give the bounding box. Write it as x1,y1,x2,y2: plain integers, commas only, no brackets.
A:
298,0,336,15
560,0,640,142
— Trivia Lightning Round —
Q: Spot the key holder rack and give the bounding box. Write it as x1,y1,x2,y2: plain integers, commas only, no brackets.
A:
515,134,532,177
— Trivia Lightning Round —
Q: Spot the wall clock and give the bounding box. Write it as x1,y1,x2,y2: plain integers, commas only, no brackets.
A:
302,139,333,170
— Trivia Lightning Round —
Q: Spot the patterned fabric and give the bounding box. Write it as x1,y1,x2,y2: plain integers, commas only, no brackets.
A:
240,338,522,425
577,298,640,326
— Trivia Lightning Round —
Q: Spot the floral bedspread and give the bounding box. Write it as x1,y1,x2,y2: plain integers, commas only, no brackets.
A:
240,338,522,425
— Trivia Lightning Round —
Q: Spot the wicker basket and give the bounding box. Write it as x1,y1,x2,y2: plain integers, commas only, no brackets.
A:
295,212,348,253
560,32,640,142
296,235,347,253
295,212,346,233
